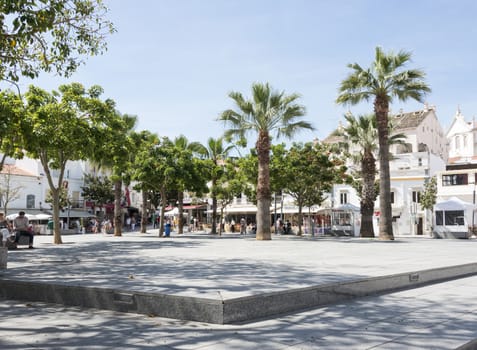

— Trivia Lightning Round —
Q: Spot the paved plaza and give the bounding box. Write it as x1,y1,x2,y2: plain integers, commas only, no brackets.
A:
1,231,477,349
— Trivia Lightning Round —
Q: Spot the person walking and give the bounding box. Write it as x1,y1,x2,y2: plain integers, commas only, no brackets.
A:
131,216,136,231
240,217,246,235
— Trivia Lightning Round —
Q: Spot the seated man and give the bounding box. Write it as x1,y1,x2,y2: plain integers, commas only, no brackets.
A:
13,211,34,249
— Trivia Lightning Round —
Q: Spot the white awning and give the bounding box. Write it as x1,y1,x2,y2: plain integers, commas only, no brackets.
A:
225,206,257,214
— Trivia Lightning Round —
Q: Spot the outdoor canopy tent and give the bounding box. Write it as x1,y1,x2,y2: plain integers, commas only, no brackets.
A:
331,203,361,237
6,213,51,221
433,197,476,239
164,207,179,216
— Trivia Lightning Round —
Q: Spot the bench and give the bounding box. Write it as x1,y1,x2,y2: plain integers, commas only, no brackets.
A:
5,234,31,250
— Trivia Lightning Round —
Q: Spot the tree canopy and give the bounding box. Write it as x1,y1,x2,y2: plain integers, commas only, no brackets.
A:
0,0,115,83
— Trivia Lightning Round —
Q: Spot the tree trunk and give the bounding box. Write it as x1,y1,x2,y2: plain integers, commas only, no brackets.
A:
178,191,184,234
140,189,148,233
360,149,376,238
113,179,122,236
375,97,394,240
52,188,63,244
159,186,166,237
211,179,217,235
297,201,303,236
256,131,271,240
218,207,224,236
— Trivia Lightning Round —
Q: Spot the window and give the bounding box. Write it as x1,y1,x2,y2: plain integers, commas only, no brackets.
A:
332,212,351,226
26,194,35,209
390,191,395,204
412,191,421,203
435,210,465,226
418,158,422,166
445,210,465,225
340,192,348,204
442,174,468,186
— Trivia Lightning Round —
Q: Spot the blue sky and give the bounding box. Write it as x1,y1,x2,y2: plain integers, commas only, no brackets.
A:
18,0,477,146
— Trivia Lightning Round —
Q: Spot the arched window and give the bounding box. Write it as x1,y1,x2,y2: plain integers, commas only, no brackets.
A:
26,194,35,209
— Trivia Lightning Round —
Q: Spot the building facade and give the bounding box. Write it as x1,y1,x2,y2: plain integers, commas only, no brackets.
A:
323,105,447,236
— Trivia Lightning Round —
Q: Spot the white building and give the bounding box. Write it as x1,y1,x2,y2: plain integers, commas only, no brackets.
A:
0,156,143,220
436,107,477,204
323,104,447,236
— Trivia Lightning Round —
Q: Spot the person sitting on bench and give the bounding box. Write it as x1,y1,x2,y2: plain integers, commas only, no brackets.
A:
13,211,34,249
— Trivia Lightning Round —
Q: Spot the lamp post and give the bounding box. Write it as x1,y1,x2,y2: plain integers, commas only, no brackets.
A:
273,192,277,234
472,181,476,236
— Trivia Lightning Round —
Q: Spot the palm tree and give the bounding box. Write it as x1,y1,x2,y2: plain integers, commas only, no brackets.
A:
219,82,313,240
191,137,235,235
337,114,405,238
337,114,378,238
336,47,430,240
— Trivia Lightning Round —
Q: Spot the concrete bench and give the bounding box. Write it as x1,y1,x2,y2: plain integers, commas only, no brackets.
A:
5,234,31,250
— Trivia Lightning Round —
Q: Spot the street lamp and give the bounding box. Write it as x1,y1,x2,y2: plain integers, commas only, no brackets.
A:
471,179,476,236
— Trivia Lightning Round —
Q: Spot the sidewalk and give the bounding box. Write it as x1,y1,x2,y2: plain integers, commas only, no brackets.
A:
1,231,477,348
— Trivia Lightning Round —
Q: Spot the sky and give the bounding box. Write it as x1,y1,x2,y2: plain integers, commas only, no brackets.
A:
13,0,477,147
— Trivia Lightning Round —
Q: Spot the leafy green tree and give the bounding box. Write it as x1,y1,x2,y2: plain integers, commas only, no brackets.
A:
91,112,137,236
219,82,313,240
45,187,69,211
0,91,24,171
130,131,161,233
127,130,158,233
0,0,115,83
420,176,437,234
336,47,431,240
281,142,345,235
215,158,249,235
81,174,114,211
22,83,115,244
191,137,235,234
132,136,177,237
172,135,208,234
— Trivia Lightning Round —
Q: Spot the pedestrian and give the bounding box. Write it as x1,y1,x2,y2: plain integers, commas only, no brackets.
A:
230,218,235,233
240,217,246,234
92,218,98,233
131,216,136,231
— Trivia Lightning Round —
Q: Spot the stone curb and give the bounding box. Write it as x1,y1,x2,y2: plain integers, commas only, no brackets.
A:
1,262,477,324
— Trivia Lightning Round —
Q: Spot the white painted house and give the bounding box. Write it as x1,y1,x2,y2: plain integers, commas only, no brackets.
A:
323,104,447,236
0,156,143,220
436,108,477,206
